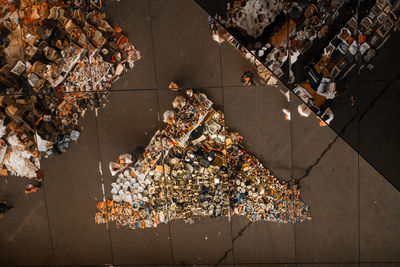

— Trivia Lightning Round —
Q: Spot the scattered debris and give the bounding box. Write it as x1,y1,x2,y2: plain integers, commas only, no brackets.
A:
282,108,291,121
24,183,40,194
168,81,179,91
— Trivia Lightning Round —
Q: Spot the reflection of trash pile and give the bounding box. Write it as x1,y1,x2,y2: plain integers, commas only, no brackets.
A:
213,1,400,126
95,90,311,229
297,1,400,124
218,0,299,78
209,17,279,85
0,0,140,178
224,0,284,37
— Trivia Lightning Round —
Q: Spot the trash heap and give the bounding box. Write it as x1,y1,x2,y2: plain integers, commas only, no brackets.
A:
95,90,311,229
0,0,141,178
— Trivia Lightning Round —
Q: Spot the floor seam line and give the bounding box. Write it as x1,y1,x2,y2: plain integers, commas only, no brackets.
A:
41,183,57,265
94,115,115,265
147,0,175,265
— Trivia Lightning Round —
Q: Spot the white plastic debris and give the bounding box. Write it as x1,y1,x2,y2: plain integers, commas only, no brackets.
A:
5,134,39,179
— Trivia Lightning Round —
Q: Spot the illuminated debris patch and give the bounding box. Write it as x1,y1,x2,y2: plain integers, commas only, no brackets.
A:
0,0,140,178
95,90,311,229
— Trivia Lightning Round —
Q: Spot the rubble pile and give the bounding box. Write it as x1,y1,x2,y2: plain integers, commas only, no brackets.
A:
95,90,311,229
0,0,140,178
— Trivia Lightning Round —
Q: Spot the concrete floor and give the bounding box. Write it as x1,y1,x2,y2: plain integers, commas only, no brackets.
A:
0,0,399,266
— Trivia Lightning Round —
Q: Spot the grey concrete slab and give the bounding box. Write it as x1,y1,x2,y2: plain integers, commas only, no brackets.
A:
220,43,259,87
40,110,113,265
108,224,173,265
291,89,359,262
292,134,359,262
223,85,292,180
149,0,222,89
103,0,157,90
291,81,359,154
232,216,295,264
96,90,161,163
290,90,337,179
169,217,233,265
96,90,173,265
0,176,54,266
359,156,400,262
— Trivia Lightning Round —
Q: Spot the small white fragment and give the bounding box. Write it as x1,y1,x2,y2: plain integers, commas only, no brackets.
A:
98,161,103,176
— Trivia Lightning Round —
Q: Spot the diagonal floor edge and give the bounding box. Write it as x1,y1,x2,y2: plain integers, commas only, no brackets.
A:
192,0,400,192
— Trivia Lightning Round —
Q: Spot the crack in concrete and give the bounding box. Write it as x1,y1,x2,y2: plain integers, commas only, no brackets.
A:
295,135,340,182
296,73,399,183
359,73,400,121
294,106,359,183
214,221,252,266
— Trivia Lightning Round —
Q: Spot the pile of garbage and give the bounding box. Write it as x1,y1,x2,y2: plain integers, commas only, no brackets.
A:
0,0,140,178
95,90,311,229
